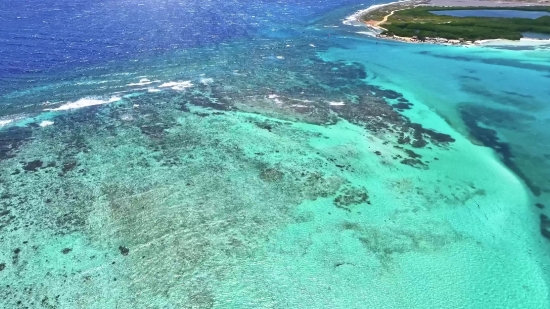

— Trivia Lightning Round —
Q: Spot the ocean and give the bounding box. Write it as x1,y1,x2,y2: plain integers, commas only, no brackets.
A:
1,0,550,307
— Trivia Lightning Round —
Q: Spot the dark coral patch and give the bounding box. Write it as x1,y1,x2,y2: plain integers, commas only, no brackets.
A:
330,87,453,155
254,120,280,132
400,158,426,168
62,161,77,174
393,102,412,110
0,127,33,161
392,146,426,168
379,89,403,100
139,124,170,139
193,112,210,117
341,221,362,231
459,75,481,81
403,149,421,159
259,168,284,182
334,187,369,211
22,160,43,172
300,172,343,200
460,106,540,196
55,212,86,233
540,214,550,240
12,248,21,265
0,208,15,232
188,93,234,111
336,62,367,80
119,246,130,256
406,123,455,146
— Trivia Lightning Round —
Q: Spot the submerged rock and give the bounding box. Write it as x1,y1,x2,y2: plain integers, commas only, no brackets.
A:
301,172,344,200
0,127,33,161
259,168,284,182
139,124,170,139
404,149,421,159
380,89,403,100
461,105,540,196
254,120,277,132
61,161,77,174
400,158,426,168
0,208,14,232
12,248,21,265
22,160,43,172
334,186,370,211
393,102,412,110
540,214,550,240
119,246,130,256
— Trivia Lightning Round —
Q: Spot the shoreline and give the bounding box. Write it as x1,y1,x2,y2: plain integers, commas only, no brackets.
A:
346,0,550,47
343,0,412,26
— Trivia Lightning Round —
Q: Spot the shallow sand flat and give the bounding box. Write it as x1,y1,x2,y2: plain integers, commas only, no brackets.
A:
1,92,548,308
321,34,550,200
212,112,549,308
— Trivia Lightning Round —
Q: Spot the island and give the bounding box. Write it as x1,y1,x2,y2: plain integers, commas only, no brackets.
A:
359,0,550,45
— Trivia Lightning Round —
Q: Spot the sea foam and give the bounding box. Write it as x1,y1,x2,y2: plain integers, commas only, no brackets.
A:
158,81,194,91
477,38,550,48
200,78,214,85
39,120,54,127
0,119,14,127
329,101,345,106
127,78,160,87
46,96,122,111
0,114,28,127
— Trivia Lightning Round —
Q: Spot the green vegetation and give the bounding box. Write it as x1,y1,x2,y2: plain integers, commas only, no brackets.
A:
380,6,550,41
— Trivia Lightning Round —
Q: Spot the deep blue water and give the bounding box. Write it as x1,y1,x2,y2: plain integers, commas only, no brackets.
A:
0,0,360,96
430,9,550,19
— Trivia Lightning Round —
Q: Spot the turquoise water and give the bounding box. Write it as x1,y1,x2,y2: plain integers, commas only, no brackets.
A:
430,9,550,19
1,1,550,308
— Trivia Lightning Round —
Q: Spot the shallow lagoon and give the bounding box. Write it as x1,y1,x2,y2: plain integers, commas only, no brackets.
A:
1,0,550,308
522,31,550,39
430,9,550,19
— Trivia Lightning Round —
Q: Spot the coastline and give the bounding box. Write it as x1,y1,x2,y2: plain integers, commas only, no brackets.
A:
342,0,412,26
346,0,550,47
